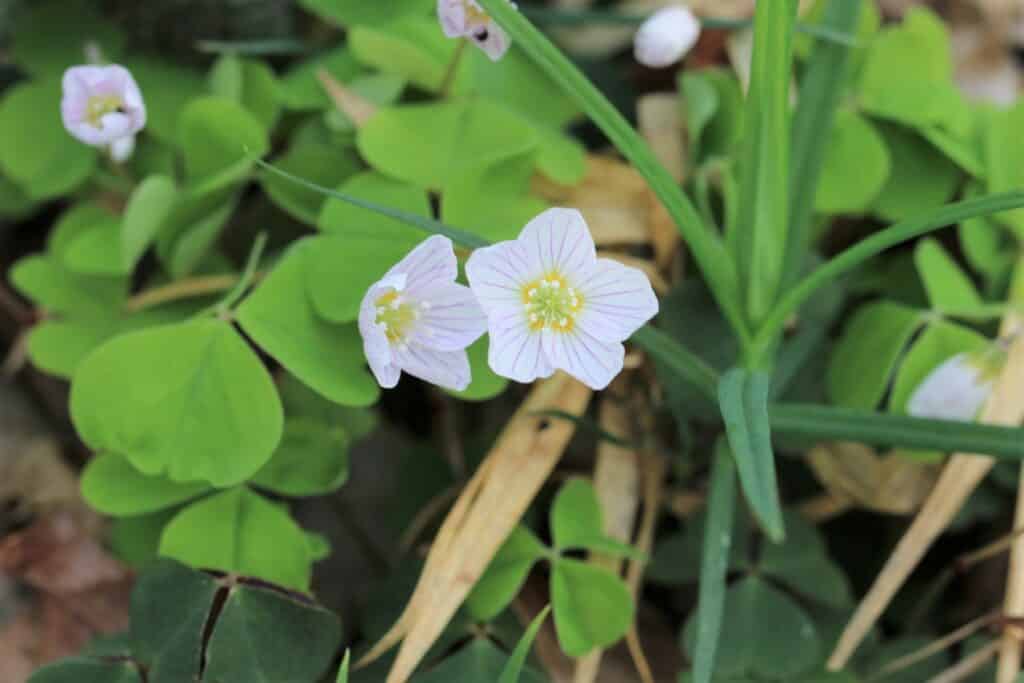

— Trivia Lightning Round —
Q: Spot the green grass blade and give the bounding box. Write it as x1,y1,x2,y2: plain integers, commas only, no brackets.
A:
770,404,1024,459
336,650,350,683
784,0,861,290
476,0,750,350
498,605,551,683
691,439,737,683
733,0,798,323
255,159,491,249
754,190,1024,355
718,368,784,541
631,326,720,402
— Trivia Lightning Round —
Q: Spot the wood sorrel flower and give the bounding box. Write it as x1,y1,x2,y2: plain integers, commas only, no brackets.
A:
634,5,701,68
61,64,146,156
359,235,486,392
466,208,659,390
907,349,1003,422
437,0,512,61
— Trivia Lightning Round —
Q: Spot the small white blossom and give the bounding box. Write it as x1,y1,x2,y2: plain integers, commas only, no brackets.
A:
466,208,659,391
437,0,513,61
61,65,146,160
359,235,487,392
634,5,702,68
907,351,1001,422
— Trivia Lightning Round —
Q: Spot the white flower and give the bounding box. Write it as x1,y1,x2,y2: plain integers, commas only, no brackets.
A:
437,0,512,61
61,65,145,162
907,351,1001,422
634,5,702,68
358,235,487,392
466,208,659,391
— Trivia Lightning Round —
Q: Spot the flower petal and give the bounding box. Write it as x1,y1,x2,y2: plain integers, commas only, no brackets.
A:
389,235,458,293
358,284,400,388
907,353,995,422
472,22,511,61
487,314,555,383
634,5,701,69
410,283,486,352
466,240,537,311
437,0,468,36
109,135,136,163
394,345,472,391
545,329,625,391
519,208,596,279
575,258,659,342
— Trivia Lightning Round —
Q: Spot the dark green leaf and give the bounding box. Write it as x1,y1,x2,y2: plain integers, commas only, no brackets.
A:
27,658,142,683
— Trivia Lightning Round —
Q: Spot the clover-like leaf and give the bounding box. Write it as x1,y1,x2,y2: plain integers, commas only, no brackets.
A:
178,96,269,181
81,453,211,517
70,319,283,487
413,638,547,683
466,525,547,621
251,417,351,497
551,478,642,558
550,557,634,658
27,658,142,683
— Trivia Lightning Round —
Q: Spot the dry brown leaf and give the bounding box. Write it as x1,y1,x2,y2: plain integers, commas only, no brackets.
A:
575,383,641,683
637,94,685,271
533,156,656,247
998,462,1024,682
930,640,1000,683
828,318,1024,671
952,21,1021,105
807,441,941,515
317,68,378,127
598,252,670,295
359,373,593,682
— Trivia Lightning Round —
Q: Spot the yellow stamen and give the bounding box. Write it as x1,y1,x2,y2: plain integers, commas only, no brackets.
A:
521,272,583,333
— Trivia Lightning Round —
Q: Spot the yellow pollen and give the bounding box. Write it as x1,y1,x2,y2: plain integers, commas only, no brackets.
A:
85,94,125,128
375,290,418,343
521,272,583,333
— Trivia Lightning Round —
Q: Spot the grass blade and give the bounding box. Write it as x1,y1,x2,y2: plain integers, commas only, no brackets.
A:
498,605,551,683
631,326,720,402
336,650,350,682
718,368,785,541
732,0,798,323
692,440,737,683
784,0,861,290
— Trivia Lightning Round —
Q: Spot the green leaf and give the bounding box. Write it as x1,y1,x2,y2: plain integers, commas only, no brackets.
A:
691,442,738,683
121,175,178,271
827,301,924,409
157,194,239,279
11,254,124,317
684,576,820,679
108,510,178,569
318,171,431,241
550,557,634,658
27,658,142,683
250,417,351,497
70,319,283,487
680,70,720,165
717,369,784,541
983,101,1024,238
127,56,207,145
733,0,798,321
769,403,1024,458
551,478,641,557
203,580,342,682
297,0,427,27
958,185,1016,284
814,110,890,214
632,324,720,403
871,123,960,222
414,638,547,683
468,47,580,131
441,156,548,244
11,0,124,77
159,488,318,590
261,139,361,225
914,238,985,314
279,47,364,111
131,559,220,683
349,16,467,93
209,55,282,131
0,79,96,200
888,320,989,415
81,453,211,517
236,239,380,407
448,337,509,401
337,651,351,683
759,511,852,608
0,171,35,218
178,96,269,181
357,100,539,190
498,606,551,683
466,526,546,621
787,0,863,283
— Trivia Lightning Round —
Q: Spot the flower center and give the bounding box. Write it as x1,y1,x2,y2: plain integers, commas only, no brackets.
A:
461,0,490,24
375,290,425,346
85,94,125,128
522,273,583,333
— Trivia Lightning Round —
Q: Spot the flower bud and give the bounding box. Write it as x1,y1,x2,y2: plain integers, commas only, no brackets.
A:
906,349,1004,422
634,5,701,69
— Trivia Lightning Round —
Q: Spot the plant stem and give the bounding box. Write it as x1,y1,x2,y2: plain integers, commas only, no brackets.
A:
125,274,242,313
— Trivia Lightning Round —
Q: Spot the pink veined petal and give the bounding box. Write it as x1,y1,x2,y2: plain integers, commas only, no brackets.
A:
575,258,659,343
394,345,472,391
409,282,487,352
487,313,554,383
437,0,468,36
544,328,625,391
473,21,511,61
358,283,400,388
109,135,135,163
465,240,537,311
518,208,596,279
387,235,458,293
